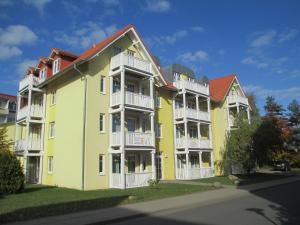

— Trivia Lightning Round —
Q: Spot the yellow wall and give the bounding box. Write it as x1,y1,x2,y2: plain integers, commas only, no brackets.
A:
155,88,175,180
0,122,15,151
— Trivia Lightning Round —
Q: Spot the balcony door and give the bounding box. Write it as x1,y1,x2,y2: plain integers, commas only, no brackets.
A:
127,50,135,67
127,118,136,132
127,154,136,173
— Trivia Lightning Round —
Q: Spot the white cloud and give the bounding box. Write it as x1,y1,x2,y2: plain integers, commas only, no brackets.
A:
0,25,37,60
16,59,37,76
249,30,277,48
178,50,209,63
190,26,205,32
55,22,117,49
278,28,299,43
0,45,22,60
144,0,171,13
0,25,37,46
218,49,225,56
244,85,300,100
23,0,52,14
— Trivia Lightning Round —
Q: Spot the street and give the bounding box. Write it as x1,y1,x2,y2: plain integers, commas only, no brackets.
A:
102,181,300,225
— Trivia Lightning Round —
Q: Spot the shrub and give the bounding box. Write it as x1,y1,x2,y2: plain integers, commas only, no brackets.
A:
148,179,159,188
0,150,25,194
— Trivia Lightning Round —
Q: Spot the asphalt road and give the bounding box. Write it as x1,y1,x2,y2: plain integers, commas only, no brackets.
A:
109,181,300,225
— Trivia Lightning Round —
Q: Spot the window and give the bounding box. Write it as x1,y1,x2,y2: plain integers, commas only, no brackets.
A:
50,90,56,105
155,123,162,138
40,67,47,81
48,156,53,174
113,46,122,56
155,92,161,108
127,83,135,93
127,155,136,173
100,76,106,94
99,154,105,175
49,122,55,138
53,58,61,74
112,155,120,173
113,79,120,92
99,113,105,133
9,102,16,112
112,116,120,132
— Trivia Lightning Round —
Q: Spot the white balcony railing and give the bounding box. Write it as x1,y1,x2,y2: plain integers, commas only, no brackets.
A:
17,105,43,121
111,91,153,109
111,132,121,146
176,137,212,149
19,74,43,91
15,138,42,151
111,172,152,189
175,108,210,121
110,53,152,73
174,80,209,95
176,167,214,180
227,95,248,105
125,132,153,146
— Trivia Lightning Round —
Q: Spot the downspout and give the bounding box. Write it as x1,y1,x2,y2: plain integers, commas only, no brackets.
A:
74,63,87,191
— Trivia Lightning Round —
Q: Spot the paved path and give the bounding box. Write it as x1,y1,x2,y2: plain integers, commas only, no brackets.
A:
8,176,300,225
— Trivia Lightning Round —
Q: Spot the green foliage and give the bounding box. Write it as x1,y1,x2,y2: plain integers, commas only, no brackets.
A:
287,99,300,153
219,112,261,175
0,127,24,194
147,179,160,188
264,96,285,117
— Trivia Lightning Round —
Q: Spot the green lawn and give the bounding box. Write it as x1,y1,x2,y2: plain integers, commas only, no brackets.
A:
0,183,216,223
193,172,291,186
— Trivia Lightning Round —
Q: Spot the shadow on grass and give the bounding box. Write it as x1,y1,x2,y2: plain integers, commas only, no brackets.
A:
0,195,130,224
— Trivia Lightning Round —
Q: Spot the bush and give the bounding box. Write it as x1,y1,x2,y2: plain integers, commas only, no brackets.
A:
0,150,25,194
148,179,159,188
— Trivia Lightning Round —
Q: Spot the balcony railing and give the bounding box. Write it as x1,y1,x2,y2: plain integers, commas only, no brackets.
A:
17,105,43,120
176,137,212,149
110,53,152,74
111,91,153,109
110,132,153,146
227,95,248,105
111,172,152,188
174,108,210,121
176,167,214,180
15,138,42,151
19,74,44,91
174,80,209,95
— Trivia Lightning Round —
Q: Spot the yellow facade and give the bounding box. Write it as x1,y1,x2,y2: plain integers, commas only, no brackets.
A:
0,122,15,151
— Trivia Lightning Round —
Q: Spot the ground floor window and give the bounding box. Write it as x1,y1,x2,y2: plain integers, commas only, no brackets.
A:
48,156,53,174
112,155,120,173
190,154,200,168
127,154,136,173
99,154,105,175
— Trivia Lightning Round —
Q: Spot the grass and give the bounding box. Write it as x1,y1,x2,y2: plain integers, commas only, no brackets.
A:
0,183,216,223
193,172,291,186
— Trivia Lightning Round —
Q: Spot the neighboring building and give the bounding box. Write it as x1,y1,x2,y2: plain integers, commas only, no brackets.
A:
14,24,249,189
0,93,17,124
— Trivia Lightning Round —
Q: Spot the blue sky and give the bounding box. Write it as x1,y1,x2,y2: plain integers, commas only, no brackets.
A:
0,0,299,113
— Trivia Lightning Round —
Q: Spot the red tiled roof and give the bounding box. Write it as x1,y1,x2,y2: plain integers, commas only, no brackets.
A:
51,48,79,59
0,93,17,102
209,74,236,102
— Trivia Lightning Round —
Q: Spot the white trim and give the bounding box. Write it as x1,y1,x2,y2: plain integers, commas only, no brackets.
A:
53,58,61,75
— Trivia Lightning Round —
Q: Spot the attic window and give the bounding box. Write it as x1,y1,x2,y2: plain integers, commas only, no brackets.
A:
53,58,61,75
40,67,47,81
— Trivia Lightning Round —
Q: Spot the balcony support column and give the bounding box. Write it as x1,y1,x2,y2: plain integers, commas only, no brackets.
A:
210,151,214,174
109,152,113,188
185,152,189,179
120,152,125,189
207,98,211,120
208,124,212,148
196,95,199,119
197,122,201,142
38,155,43,184
109,75,113,105
149,77,154,109
120,67,125,105
183,91,188,153
237,102,240,113
120,63,125,188
151,151,156,180
150,112,155,146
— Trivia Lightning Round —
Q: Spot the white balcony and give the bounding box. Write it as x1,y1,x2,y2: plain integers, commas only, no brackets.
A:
176,137,212,149
17,105,43,121
19,74,44,91
227,95,248,105
175,108,210,121
15,138,42,152
126,132,153,146
111,53,152,74
110,132,153,146
111,91,153,109
174,80,209,95
111,172,152,189
176,167,214,180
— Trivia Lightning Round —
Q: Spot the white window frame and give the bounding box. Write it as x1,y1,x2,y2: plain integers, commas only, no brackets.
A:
48,156,53,174
40,67,47,81
50,90,56,105
100,75,106,94
155,92,161,108
155,123,162,138
99,113,105,133
53,58,61,75
99,154,105,175
49,122,55,139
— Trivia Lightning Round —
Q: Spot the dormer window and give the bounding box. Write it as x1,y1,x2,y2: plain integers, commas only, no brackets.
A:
40,67,47,81
53,58,61,75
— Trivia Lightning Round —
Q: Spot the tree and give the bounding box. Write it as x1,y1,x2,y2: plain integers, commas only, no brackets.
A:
264,96,284,117
247,93,260,117
0,127,24,194
219,112,261,174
